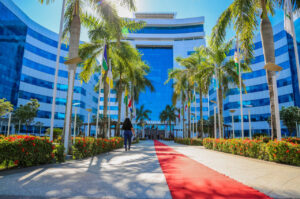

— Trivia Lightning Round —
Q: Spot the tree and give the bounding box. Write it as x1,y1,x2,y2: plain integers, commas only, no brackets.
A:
136,105,151,138
79,18,146,137
197,40,251,138
72,115,84,136
46,128,63,140
12,99,40,133
211,0,300,139
280,106,300,136
39,0,137,153
0,99,13,117
159,105,177,138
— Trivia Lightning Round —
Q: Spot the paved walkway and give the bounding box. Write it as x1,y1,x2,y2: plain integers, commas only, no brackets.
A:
0,140,299,199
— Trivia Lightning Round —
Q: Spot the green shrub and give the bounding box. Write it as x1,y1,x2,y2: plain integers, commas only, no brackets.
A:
45,128,63,141
53,144,65,163
174,138,203,146
0,135,54,168
72,137,124,160
203,138,300,166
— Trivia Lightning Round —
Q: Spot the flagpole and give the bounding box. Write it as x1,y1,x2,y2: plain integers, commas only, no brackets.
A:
108,59,111,138
50,0,66,141
236,35,244,139
95,72,102,139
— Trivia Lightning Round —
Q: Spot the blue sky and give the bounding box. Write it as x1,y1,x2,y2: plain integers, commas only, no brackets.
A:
12,0,284,42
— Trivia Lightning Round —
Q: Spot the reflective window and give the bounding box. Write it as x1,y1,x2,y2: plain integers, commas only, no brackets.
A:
137,47,173,121
130,24,204,34
27,28,69,51
19,90,86,108
0,2,27,106
20,74,86,95
37,110,85,121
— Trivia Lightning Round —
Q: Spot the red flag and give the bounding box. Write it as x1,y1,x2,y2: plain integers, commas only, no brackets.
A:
185,104,187,111
128,99,132,108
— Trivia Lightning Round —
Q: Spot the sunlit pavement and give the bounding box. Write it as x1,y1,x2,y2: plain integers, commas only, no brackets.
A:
0,141,172,199
1,140,300,199
161,140,300,199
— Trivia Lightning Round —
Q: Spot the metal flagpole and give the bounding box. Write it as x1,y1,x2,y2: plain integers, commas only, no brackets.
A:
73,107,77,144
95,72,102,139
50,0,66,141
214,106,217,138
7,113,11,136
236,36,244,139
107,59,112,138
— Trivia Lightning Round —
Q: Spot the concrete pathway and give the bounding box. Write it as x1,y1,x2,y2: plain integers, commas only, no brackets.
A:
161,141,300,199
0,141,172,199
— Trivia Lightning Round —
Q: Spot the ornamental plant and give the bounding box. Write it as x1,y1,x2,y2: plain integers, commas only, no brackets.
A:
174,138,203,146
0,135,54,168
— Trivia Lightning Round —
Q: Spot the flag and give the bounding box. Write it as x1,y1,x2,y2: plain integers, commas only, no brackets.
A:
185,104,187,111
234,39,239,75
284,0,293,37
124,88,128,105
106,68,113,88
102,45,108,71
128,98,132,108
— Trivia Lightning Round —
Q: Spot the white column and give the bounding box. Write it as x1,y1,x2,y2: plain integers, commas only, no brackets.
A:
50,0,66,142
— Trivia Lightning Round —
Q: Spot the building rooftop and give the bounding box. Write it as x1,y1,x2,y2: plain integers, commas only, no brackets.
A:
134,13,176,19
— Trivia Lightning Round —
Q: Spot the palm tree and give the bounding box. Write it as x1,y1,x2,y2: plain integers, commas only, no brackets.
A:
211,0,300,139
39,0,136,152
136,105,152,138
159,105,177,138
166,68,190,137
197,40,251,138
176,47,211,138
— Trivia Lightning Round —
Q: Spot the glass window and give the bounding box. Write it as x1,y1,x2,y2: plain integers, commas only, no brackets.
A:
130,24,204,34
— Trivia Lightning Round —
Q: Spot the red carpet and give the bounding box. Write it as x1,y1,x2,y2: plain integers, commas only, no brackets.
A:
154,140,272,199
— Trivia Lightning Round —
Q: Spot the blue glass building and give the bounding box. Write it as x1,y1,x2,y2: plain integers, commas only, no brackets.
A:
0,0,118,134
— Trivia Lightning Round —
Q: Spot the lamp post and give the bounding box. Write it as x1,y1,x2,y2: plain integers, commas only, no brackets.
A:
72,103,80,144
211,100,217,138
229,109,236,138
86,108,92,137
245,105,253,139
7,113,11,136
264,63,283,141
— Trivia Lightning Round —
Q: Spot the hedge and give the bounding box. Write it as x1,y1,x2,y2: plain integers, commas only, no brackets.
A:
0,135,124,169
0,135,55,168
174,138,203,146
203,138,300,166
72,137,124,159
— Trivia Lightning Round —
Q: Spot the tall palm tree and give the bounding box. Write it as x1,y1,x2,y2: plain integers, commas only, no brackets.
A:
197,40,251,138
166,68,191,137
79,17,145,137
136,105,151,138
159,105,177,138
39,0,136,153
211,0,300,139
176,47,211,138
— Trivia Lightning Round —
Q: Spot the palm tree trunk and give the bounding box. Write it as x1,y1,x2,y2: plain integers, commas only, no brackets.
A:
199,88,203,138
188,91,191,138
182,93,185,138
63,1,80,153
117,80,122,137
260,0,278,140
218,87,224,138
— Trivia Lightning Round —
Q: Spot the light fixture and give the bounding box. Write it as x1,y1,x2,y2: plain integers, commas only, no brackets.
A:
229,109,236,113
64,57,82,65
263,62,282,72
210,100,217,104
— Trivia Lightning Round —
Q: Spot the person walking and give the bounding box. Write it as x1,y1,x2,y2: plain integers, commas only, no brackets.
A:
122,118,135,151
